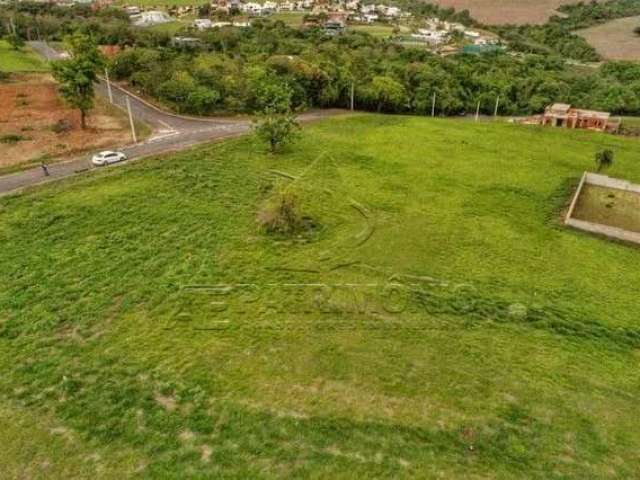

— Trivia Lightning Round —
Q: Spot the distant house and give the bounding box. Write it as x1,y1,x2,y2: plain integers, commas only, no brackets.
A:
412,28,448,46
194,18,213,30
325,19,345,35
241,2,264,14
541,104,620,133
363,13,378,23
131,10,172,26
99,44,122,58
172,36,201,48
124,5,140,15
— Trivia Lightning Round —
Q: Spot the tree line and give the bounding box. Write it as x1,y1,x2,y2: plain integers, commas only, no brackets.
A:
3,1,640,118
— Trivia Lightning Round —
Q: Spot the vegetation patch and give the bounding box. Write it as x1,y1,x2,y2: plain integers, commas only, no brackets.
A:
0,133,29,144
0,39,48,72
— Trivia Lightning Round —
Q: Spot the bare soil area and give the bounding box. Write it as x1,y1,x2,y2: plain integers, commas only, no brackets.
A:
572,184,640,233
578,16,640,61
0,74,134,171
431,0,589,25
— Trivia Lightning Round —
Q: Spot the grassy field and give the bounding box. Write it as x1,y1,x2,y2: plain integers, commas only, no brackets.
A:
141,19,193,34
578,16,640,61
351,24,406,38
0,40,49,72
573,184,640,233
271,12,305,27
2,115,640,478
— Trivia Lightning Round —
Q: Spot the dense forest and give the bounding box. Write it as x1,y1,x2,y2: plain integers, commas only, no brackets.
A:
2,1,640,117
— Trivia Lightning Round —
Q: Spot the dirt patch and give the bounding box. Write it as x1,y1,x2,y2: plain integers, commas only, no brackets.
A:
431,0,594,25
573,184,640,234
578,16,640,61
200,445,212,463
0,73,134,170
154,393,177,412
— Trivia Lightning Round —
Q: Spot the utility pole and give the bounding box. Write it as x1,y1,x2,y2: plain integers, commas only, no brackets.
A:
126,96,137,143
350,81,354,112
475,101,481,122
494,95,500,118
431,92,436,118
104,68,113,104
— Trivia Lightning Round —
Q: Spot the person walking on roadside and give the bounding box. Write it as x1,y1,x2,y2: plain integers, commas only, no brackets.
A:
41,161,50,177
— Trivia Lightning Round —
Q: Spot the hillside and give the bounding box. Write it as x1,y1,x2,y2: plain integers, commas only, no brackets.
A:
430,0,590,25
578,15,640,61
1,115,640,478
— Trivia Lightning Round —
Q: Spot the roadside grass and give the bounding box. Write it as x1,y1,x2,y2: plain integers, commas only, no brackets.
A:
573,184,640,233
2,115,640,477
0,40,49,72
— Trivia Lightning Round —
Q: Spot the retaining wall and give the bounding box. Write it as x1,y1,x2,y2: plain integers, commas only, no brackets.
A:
565,172,640,245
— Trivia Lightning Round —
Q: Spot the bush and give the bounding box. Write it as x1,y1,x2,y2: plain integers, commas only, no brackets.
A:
257,186,315,237
51,119,73,134
595,149,614,172
253,110,300,153
0,134,28,144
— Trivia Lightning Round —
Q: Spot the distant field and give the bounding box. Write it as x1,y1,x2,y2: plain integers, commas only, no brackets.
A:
351,24,395,37
430,0,589,25
352,24,411,38
142,19,191,34
0,40,48,72
578,16,640,61
271,11,305,26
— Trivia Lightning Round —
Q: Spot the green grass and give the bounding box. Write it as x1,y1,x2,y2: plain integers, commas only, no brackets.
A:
573,184,640,233
271,12,305,27
141,20,191,34
2,115,640,477
351,24,402,38
0,40,49,72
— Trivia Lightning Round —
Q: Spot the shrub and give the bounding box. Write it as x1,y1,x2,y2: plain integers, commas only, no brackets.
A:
0,134,27,144
253,110,300,153
595,149,614,172
51,119,73,134
257,186,315,237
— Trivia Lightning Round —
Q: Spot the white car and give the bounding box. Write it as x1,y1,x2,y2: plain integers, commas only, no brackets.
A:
91,151,127,166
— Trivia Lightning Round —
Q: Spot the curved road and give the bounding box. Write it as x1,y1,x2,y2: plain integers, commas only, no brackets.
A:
0,42,343,197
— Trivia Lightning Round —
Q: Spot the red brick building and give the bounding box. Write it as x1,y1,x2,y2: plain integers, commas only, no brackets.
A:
541,104,620,133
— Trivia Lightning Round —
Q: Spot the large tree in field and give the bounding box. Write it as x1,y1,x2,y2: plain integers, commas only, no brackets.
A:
51,33,104,130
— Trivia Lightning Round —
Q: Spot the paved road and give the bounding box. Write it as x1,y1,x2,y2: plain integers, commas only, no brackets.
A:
1,42,345,197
